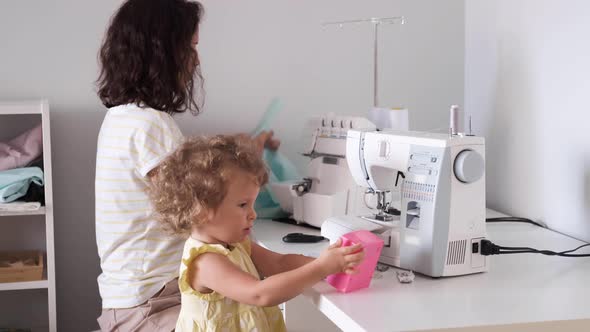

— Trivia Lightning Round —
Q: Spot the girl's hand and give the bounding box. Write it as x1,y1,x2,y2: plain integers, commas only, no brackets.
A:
254,130,280,153
316,239,365,276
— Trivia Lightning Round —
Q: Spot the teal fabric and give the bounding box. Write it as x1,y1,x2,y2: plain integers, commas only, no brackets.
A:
0,167,44,203
253,99,301,218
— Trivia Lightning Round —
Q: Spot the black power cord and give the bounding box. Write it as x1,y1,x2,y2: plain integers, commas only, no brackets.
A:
486,217,546,228
480,239,590,257
482,216,590,257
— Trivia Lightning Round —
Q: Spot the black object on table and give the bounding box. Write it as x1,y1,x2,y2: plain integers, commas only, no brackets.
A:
282,232,326,243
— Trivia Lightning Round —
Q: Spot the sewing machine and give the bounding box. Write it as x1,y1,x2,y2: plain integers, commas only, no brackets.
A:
321,129,488,277
270,114,377,228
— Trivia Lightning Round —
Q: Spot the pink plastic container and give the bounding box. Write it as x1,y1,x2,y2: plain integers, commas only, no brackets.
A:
326,230,384,293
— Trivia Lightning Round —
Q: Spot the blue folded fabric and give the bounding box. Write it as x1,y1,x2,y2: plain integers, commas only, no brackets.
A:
0,167,44,203
252,98,301,218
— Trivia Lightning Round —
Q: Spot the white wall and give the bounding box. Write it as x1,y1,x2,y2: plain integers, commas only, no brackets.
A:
188,0,465,169
0,1,464,330
0,1,123,331
465,0,590,241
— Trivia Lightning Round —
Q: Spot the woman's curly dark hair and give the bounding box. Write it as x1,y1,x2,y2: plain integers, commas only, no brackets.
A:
97,0,204,115
148,135,269,235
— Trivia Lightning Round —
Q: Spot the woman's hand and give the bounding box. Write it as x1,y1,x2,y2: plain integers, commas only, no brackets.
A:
253,130,280,154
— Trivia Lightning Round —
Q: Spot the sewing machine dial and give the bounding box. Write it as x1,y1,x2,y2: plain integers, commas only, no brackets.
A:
453,149,484,183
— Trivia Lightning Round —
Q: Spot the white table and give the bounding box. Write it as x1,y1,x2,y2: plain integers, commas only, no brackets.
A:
252,210,590,331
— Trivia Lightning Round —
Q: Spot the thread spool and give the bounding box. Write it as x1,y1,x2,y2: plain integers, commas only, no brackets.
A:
449,105,463,135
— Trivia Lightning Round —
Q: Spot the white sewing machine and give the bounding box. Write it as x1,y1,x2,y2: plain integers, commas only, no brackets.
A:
321,129,488,277
270,114,376,228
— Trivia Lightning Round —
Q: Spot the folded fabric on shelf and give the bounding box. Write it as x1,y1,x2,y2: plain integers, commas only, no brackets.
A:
0,123,43,172
0,167,44,203
0,201,41,212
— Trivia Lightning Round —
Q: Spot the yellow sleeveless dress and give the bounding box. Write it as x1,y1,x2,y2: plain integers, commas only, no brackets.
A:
175,237,287,332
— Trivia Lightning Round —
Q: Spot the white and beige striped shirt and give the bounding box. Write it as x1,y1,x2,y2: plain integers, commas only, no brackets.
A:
95,104,185,308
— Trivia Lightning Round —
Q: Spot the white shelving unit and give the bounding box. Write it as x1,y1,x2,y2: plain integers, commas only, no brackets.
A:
0,100,56,332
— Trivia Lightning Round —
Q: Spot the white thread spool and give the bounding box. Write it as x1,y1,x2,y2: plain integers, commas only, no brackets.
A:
449,105,463,135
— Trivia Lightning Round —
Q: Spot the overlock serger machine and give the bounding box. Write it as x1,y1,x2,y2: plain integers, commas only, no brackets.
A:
271,114,376,228
322,128,488,277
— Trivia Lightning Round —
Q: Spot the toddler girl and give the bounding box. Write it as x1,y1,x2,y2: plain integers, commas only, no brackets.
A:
148,135,364,331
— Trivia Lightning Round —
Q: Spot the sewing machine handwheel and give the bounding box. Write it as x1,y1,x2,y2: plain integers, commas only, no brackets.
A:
454,149,484,183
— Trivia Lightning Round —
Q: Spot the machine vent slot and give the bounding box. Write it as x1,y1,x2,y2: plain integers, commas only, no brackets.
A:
446,240,467,265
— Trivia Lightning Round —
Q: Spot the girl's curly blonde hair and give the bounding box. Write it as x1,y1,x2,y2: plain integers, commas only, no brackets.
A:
148,135,269,234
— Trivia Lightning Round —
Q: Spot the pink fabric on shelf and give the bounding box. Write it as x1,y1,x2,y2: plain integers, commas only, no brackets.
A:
0,123,43,171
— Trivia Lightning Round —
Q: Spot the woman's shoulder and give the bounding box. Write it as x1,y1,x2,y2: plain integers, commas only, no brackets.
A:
104,103,180,134
107,103,172,120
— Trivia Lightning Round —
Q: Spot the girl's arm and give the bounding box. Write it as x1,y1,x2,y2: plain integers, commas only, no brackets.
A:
192,240,363,307
250,241,314,277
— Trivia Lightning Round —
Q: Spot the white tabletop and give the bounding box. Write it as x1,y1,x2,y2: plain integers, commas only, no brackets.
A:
252,210,590,331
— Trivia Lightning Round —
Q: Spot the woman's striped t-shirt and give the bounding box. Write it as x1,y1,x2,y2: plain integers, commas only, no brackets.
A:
95,103,185,309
